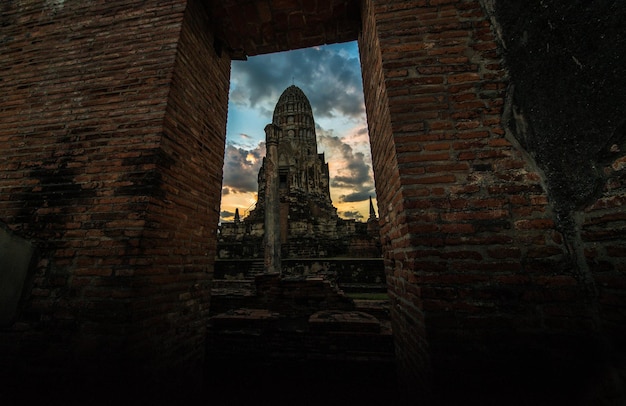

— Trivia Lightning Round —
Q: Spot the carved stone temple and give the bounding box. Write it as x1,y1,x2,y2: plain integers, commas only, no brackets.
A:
217,85,381,268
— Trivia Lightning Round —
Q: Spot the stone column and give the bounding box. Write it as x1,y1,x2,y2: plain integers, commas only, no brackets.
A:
264,123,281,274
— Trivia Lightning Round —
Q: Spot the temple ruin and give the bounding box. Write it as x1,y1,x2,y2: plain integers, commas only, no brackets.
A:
217,84,382,280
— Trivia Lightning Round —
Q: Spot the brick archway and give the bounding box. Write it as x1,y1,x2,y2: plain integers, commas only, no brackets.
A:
2,0,624,403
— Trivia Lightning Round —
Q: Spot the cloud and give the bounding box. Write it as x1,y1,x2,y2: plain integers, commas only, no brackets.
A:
318,133,375,203
333,151,371,186
222,142,265,194
230,43,365,122
224,41,376,221
340,210,364,221
340,190,373,203
345,127,371,148
230,133,259,151
221,210,234,218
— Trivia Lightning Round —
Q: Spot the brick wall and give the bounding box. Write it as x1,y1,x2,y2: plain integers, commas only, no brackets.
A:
359,0,614,402
127,0,230,379
359,0,432,400
583,156,626,342
0,0,228,386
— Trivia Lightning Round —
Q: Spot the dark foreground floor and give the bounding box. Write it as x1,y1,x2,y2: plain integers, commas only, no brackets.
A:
6,356,626,406
2,358,399,406
206,358,400,406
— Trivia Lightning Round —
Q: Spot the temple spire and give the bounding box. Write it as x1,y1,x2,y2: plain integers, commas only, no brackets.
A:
234,208,240,223
369,196,377,220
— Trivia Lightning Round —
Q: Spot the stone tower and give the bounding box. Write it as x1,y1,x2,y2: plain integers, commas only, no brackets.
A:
248,85,339,240
219,85,380,259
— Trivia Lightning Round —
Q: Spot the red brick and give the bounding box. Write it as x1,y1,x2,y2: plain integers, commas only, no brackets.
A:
425,163,469,172
440,223,475,233
0,0,220,375
514,219,555,230
440,250,483,260
441,209,508,222
398,152,450,163
606,246,626,257
527,246,565,258
406,174,456,184
424,142,451,151
448,72,480,84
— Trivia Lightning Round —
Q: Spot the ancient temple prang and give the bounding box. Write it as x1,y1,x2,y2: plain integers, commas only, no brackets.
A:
217,85,381,268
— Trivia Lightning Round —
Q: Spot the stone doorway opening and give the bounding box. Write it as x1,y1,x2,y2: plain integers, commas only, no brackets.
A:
3,1,625,404
208,42,397,405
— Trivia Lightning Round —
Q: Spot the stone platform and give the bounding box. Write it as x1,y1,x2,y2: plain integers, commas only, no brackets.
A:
207,273,394,370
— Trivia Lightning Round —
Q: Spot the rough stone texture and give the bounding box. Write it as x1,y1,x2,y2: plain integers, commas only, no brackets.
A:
309,310,381,333
255,273,356,317
215,257,385,284
263,123,282,272
494,0,626,222
489,0,626,362
206,273,394,401
252,86,338,235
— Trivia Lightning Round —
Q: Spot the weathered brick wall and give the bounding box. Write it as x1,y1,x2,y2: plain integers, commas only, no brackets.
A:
0,0,227,385
484,0,626,360
359,0,432,399
484,0,626,367
128,0,230,378
583,157,626,342
359,0,615,402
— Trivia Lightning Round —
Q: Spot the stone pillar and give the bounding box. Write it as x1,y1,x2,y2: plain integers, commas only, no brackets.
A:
264,124,281,274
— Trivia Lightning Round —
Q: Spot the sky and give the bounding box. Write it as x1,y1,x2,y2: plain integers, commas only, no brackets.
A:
219,41,377,223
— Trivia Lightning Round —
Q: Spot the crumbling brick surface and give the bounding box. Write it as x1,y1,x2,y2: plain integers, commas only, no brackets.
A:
0,0,226,380
359,0,623,402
